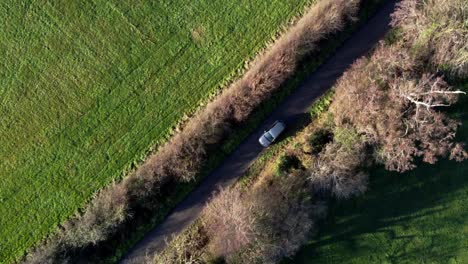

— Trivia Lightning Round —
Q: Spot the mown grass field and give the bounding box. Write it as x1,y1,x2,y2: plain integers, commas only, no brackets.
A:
0,0,311,261
288,85,468,264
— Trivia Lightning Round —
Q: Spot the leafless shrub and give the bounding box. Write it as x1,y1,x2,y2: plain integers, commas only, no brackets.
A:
24,184,128,263
154,223,208,264
309,127,369,199
232,173,316,264
24,239,67,264
203,188,256,257
202,173,317,264
61,184,128,248
450,143,468,162
156,173,318,264
391,0,468,77
330,42,465,173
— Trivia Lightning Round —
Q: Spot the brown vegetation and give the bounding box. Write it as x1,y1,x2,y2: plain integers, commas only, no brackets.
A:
203,188,256,256
391,0,468,78
24,0,361,262
62,184,128,248
309,0,467,198
202,173,321,264
309,127,369,199
153,223,208,264
330,41,465,173
155,168,328,264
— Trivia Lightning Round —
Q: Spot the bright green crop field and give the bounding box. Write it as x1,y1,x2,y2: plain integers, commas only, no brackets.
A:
288,85,468,263
0,0,311,261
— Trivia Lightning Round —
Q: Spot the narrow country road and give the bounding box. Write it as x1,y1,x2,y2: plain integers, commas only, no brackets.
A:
121,1,398,263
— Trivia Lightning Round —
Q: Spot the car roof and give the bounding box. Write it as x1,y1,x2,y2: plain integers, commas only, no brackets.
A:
269,121,285,137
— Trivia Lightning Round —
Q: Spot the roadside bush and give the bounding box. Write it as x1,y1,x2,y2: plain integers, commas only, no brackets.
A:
154,223,209,264
309,127,369,199
203,188,256,257
330,43,466,172
61,184,128,248
25,240,66,264
24,184,128,263
232,173,317,264
202,173,318,264
307,0,467,203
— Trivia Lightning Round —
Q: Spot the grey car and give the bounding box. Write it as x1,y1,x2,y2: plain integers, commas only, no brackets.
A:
259,121,286,147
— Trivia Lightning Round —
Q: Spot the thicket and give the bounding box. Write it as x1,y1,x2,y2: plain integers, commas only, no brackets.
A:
154,0,467,263
152,222,209,264
310,0,467,198
23,0,362,262
207,174,319,264
155,172,326,264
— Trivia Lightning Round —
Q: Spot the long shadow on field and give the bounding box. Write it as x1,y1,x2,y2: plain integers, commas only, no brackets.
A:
285,86,468,263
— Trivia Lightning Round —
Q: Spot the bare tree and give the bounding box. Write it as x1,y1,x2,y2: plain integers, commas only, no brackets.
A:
391,0,468,77
330,44,466,172
203,188,256,257
309,127,369,199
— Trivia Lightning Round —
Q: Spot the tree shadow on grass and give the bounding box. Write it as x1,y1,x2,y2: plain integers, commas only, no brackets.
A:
285,158,468,264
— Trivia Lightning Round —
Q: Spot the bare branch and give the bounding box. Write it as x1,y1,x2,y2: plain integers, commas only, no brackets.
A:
403,95,451,109
409,90,466,96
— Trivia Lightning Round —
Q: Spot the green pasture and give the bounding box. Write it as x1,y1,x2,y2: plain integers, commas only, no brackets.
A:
0,0,310,261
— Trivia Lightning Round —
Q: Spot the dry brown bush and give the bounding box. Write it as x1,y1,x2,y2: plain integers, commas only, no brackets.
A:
24,239,67,264
391,0,468,77
153,223,209,264
309,127,369,199
203,173,319,264
24,184,128,263
450,143,468,162
236,173,317,264
203,187,256,257
24,0,363,261
330,42,466,172
61,184,128,248
308,0,467,199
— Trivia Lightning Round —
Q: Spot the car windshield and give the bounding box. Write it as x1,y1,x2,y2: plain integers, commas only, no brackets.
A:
264,132,274,142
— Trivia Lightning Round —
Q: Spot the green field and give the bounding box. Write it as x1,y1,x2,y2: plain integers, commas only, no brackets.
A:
0,0,311,261
288,86,468,263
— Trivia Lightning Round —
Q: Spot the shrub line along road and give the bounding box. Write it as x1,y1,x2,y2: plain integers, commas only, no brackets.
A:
121,1,398,263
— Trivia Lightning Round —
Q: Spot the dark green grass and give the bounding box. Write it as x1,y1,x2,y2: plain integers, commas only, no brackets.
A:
287,84,468,264
0,0,312,261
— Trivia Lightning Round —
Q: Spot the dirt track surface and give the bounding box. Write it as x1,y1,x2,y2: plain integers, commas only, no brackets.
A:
121,1,398,262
